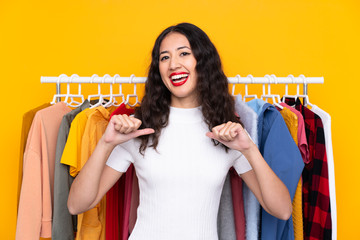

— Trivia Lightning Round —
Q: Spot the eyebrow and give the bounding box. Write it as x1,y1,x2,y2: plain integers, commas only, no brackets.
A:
160,46,191,55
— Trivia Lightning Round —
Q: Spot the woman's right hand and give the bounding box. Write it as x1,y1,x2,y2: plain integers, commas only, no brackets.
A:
103,114,155,147
68,114,154,215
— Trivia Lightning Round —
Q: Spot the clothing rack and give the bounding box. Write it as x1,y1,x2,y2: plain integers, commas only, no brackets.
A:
40,74,324,105
38,74,335,240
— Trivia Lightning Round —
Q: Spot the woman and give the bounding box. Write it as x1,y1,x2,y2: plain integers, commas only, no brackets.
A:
68,22,292,239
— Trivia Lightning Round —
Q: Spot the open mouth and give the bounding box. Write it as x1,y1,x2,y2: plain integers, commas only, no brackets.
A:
170,73,189,86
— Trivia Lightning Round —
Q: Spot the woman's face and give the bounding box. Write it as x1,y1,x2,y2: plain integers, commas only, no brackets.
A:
159,32,199,108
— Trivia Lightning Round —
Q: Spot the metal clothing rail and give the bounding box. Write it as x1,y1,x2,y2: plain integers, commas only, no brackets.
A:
40,74,324,96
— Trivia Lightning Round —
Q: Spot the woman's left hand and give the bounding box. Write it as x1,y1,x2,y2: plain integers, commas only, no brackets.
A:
207,121,293,220
206,122,254,153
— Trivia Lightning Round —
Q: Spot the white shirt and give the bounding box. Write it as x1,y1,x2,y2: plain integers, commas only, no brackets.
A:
106,106,252,240
311,105,337,240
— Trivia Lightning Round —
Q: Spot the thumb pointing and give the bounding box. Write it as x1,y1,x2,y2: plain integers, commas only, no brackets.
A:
206,132,215,139
206,132,221,142
132,128,155,138
206,132,225,145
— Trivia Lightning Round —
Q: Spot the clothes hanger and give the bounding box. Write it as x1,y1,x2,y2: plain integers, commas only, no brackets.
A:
111,74,126,107
260,74,283,109
231,82,237,97
50,74,84,107
88,74,104,108
243,74,258,102
100,74,117,108
231,74,240,97
296,74,314,108
64,74,84,107
281,74,298,103
125,74,141,107
51,74,68,104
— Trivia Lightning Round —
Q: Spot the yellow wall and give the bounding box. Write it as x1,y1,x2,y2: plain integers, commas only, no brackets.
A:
1,0,359,239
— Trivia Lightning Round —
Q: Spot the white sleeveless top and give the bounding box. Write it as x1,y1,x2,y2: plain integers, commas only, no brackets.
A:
106,106,252,240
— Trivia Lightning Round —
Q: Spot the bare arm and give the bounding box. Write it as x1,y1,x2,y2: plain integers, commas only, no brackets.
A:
239,150,292,220
67,138,123,215
67,115,154,215
206,122,292,220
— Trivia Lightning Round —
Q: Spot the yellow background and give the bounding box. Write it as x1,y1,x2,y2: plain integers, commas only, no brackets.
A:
1,0,359,239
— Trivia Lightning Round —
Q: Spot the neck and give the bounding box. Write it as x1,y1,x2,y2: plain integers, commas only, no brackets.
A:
170,97,200,109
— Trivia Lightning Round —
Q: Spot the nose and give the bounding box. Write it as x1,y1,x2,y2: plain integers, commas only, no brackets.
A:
169,55,181,70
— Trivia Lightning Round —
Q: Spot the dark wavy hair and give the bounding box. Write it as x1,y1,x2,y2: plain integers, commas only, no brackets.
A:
135,22,241,154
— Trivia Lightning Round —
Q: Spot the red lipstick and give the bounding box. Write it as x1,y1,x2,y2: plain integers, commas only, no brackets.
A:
169,72,188,78
171,76,188,86
169,72,189,87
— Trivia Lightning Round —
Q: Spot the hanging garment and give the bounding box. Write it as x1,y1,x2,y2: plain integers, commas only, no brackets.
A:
52,100,91,240
217,97,242,240
279,103,309,163
276,106,304,240
105,103,134,240
76,108,108,240
247,99,304,240
17,103,51,214
229,168,246,240
61,106,115,240
279,102,310,240
60,107,97,239
284,98,332,240
217,174,237,240
16,102,72,240
61,107,97,176
121,164,136,240
235,95,260,240
106,106,252,240
310,105,337,240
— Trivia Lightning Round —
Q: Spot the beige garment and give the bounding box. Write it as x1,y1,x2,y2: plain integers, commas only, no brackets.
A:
17,103,51,214
16,102,71,240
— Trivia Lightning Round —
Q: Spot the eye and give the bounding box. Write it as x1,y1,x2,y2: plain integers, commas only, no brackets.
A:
180,52,190,57
160,55,169,61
